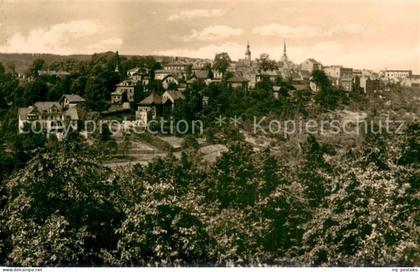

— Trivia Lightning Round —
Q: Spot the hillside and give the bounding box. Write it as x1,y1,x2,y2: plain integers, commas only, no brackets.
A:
0,52,206,74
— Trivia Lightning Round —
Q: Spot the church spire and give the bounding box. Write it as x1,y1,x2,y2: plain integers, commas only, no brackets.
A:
283,40,287,55
114,50,120,73
280,39,290,65
245,41,251,61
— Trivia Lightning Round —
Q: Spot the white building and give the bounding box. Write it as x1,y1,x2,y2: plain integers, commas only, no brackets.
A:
301,58,321,73
380,70,412,82
323,65,353,91
401,75,420,87
18,101,80,135
111,80,136,104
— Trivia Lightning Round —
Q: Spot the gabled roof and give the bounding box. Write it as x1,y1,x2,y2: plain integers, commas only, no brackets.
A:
60,94,85,103
272,86,281,92
304,58,319,64
65,107,79,120
34,102,62,112
139,92,163,106
19,102,80,120
164,90,185,101
128,67,149,75
18,107,30,119
162,74,178,81
115,80,136,87
127,67,140,74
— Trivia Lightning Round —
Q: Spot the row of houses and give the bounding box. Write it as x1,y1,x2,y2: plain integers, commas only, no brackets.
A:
20,43,416,136
108,42,420,113
378,70,420,87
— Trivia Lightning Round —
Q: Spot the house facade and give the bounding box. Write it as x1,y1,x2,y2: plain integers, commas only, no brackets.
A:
163,62,191,71
135,90,185,125
359,77,381,93
256,70,281,83
111,80,136,105
59,94,85,109
301,58,321,73
227,76,249,91
18,101,80,135
323,65,354,91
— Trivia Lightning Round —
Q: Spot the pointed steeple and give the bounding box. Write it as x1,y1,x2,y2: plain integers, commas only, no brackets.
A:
245,41,251,61
283,40,287,55
114,50,120,73
280,39,290,66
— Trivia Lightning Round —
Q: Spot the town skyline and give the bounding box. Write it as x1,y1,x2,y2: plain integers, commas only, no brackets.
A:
0,0,419,73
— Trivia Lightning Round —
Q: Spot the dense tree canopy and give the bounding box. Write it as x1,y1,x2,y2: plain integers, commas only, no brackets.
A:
257,53,277,72
213,53,231,77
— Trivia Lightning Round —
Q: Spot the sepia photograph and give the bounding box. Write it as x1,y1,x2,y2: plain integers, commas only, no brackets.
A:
0,0,419,269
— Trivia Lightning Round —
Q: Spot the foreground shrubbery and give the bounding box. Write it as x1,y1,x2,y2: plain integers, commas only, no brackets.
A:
0,124,418,266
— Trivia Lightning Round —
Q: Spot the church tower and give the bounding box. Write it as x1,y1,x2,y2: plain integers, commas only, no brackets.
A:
280,40,290,64
245,41,251,61
281,40,288,60
283,40,287,56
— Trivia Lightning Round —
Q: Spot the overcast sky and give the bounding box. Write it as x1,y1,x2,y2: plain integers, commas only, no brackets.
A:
0,0,419,72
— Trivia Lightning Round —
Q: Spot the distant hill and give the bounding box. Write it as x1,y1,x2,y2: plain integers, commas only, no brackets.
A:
0,53,91,74
0,53,210,75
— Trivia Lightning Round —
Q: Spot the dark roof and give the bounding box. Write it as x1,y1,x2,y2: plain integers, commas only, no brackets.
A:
292,83,309,91
139,92,163,106
192,70,208,79
162,74,178,80
227,76,248,83
60,94,85,103
304,58,319,64
128,67,149,74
